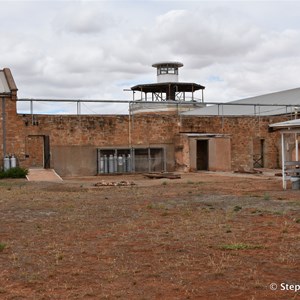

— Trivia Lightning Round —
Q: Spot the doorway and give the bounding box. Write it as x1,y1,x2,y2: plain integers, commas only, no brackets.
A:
26,135,50,168
196,140,209,170
253,138,264,168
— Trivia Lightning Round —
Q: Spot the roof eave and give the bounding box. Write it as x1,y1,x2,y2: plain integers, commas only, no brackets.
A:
3,68,18,92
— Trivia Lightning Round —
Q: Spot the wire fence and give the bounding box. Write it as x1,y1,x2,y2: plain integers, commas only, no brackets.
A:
16,98,300,116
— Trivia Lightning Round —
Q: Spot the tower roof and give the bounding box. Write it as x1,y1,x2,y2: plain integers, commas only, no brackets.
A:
152,61,184,68
130,61,204,102
131,82,204,93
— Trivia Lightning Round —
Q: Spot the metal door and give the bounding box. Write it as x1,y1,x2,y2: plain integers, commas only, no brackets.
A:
197,140,209,170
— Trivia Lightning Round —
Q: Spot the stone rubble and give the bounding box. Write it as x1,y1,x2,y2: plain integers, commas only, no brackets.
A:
94,180,136,187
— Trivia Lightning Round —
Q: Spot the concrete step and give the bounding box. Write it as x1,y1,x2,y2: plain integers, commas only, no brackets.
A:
26,169,63,182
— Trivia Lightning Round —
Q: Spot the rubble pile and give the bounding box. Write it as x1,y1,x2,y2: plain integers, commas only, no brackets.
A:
94,180,136,187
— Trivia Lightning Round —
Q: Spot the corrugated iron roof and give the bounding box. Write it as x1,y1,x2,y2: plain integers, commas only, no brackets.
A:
0,70,10,94
182,87,300,116
269,118,300,129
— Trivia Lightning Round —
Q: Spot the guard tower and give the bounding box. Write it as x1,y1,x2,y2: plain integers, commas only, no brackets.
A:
154,61,183,83
130,61,205,113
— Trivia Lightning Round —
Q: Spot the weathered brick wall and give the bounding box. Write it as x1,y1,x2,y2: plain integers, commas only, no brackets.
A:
0,97,5,158
10,113,179,174
0,93,24,160
0,97,291,174
180,115,289,170
16,114,178,146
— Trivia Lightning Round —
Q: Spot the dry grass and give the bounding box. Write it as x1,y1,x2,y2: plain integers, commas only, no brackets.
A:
0,173,299,299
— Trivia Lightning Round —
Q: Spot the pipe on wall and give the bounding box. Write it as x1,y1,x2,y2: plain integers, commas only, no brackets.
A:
2,96,6,157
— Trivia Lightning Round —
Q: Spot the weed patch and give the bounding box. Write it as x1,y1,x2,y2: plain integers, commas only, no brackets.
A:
0,167,28,179
0,243,6,252
233,205,242,212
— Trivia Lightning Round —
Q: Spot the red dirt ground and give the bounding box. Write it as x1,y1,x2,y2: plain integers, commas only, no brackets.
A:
0,171,299,299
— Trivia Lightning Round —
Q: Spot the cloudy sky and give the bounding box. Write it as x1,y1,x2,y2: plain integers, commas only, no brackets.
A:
1,0,300,114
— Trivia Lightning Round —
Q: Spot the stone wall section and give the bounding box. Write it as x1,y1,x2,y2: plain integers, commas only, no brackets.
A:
0,96,292,174
180,115,289,170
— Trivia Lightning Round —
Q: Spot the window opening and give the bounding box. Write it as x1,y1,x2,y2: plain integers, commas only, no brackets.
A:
97,147,165,174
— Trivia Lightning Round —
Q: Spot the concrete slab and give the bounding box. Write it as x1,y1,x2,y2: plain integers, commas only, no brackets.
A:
26,169,63,182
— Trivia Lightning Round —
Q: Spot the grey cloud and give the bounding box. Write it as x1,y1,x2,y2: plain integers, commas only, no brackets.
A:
53,4,118,35
2,0,300,114
245,30,300,63
0,33,45,75
148,9,261,60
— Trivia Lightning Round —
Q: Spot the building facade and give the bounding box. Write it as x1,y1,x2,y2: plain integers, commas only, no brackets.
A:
0,67,292,176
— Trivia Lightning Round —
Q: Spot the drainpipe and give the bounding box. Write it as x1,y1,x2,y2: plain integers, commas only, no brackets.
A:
281,133,286,190
2,96,6,157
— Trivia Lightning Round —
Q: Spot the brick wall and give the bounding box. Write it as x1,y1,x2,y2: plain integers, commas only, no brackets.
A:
10,113,179,175
16,113,178,147
180,115,288,170
0,93,23,160
0,97,291,175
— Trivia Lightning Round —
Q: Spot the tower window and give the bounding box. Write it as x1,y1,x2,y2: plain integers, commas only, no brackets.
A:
157,66,178,75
